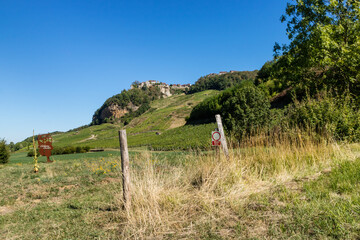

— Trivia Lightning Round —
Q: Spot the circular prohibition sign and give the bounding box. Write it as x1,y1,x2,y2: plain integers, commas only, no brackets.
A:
212,131,221,141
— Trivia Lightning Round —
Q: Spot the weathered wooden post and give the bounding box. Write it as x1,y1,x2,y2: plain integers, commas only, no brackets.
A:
215,114,229,159
119,130,131,210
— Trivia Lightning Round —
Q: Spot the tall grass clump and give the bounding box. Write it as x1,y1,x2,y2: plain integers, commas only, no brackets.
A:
112,133,350,239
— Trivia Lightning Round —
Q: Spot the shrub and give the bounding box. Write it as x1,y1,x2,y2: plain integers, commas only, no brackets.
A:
75,146,82,153
51,146,64,155
0,139,10,164
83,146,91,152
284,92,360,142
27,149,37,157
63,146,76,155
188,83,271,139
52,146,91,155
221,85,271,139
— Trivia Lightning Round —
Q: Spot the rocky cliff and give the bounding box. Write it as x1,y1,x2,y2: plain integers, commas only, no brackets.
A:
98,102,139,121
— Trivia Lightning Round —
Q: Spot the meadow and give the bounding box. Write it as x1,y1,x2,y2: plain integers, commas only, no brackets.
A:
2,139,360,239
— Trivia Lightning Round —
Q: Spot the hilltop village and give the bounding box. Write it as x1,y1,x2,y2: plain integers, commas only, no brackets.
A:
131,71,237,97
131,80,192,97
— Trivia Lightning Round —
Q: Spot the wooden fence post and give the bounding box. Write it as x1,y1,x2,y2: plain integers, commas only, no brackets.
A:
215,114,229,159
119,130,131,210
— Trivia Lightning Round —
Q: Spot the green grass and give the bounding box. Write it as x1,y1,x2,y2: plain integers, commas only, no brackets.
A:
6,150,192,166
236,158,360,239
0,150,194,239
0,154,120,239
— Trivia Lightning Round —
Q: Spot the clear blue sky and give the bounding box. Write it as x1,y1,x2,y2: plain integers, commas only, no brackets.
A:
0,0,289,143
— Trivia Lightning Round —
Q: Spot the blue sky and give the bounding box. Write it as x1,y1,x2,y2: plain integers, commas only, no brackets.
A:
0,0,289,143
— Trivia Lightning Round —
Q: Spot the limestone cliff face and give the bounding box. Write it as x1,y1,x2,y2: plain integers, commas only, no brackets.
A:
160,85,172,97
98,103,139,121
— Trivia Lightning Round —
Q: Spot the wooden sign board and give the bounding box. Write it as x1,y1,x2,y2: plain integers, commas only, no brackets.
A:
38,134,53,162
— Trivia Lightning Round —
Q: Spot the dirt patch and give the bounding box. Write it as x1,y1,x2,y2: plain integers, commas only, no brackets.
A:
50,197,63,204
126,116,146,128
59,184,78,192
79,134,97,143
0,206,14,215
169,117,186,129
100,177,121,185
247,220,268,238
283,170,325,193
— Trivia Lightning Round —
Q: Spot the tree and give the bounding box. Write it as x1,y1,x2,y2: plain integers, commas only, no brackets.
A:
0,139,10,164
8,142,15,152
222,85,271,139
274,0,360,94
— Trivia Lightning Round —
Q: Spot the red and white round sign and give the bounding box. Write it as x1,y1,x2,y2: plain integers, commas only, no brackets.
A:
212,131,221,146
212,131,221,141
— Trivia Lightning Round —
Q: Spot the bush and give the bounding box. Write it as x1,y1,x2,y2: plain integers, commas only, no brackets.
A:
284,92,360,142
63,146,76,155
51,147,64,155
75,146,82,153
187,83,271,139
52,146,91,155
221,85,271,139
0,139,10,164
83,146,91,152
27,149,38,157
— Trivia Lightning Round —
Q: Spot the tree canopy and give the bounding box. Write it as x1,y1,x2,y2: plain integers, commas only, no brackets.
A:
271,0,360,94
189,71,258,93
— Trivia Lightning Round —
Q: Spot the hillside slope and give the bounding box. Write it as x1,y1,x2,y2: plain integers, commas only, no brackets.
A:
48,90,219,150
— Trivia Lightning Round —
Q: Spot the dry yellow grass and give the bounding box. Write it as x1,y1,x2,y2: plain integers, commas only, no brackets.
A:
112,133,353,239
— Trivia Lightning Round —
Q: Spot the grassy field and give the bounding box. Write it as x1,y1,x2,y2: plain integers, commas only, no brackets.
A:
2,141,360,239
45,90,219,150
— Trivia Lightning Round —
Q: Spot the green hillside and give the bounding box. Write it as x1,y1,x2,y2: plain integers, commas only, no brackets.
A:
47,90,219,150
